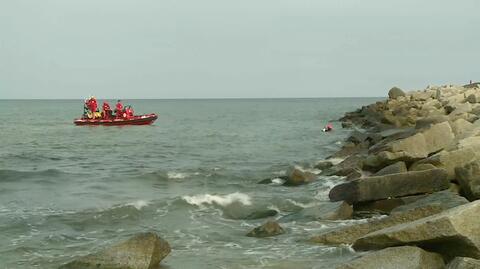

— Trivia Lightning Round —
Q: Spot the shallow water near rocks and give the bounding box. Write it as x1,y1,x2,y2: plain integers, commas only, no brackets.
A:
0,98,378,268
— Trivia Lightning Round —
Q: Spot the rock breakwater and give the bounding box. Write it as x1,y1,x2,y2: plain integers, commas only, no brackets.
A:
312,84,480,267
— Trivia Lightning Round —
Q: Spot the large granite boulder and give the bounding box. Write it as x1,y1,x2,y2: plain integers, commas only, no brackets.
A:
411,148,477,180
353,200,480,260
329,142,368,159
380,132,428,159
450,118,475,138
246,220,285,238
455,161,480,201
323,155,365,177
353,195,425,215
310,205,444,245
365,122,455,168
422,121,455,154
59,232,171,269
447,257,480,269
373,161,407,176
415,115,449,129
450,103,473,117
409,163,438,171
466,94,478,104
314,160,336,170
458,136,480,158
410,90,434,101
354,190,468,216
388,87,406,99
391,190,469,214
329,169,449,203
279,201,352,222
283,167,316,186
336,246,445,269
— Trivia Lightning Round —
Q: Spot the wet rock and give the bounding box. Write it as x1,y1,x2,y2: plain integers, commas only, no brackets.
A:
246,220,285,238
341,121,353,128
310,205,444,245
329,169,449,203
345,169,365,181
323,155,365,177
279,201,352,222
257,176,287,185
353,195,425,215
447,257,480,269
388,87,406,99
329,142,368,158
59,232,171,269
243,209,279,220
314,160,335,170
455,161,480,201
390,190,468,214
283,167,316,186
353,200,480,260
373,161,407,176
336,246,445,269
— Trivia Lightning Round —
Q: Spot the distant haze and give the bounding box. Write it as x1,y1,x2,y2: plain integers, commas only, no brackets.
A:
1,0,479,99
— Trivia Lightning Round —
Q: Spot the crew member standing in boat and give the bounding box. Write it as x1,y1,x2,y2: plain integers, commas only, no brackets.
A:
115,100,123,118
102,101,112,119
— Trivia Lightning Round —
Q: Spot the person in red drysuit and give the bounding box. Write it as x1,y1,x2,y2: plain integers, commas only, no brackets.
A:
102,101,112,119
124,105,134,119
115,100,123,118
323,123,333,132
86,96,97,113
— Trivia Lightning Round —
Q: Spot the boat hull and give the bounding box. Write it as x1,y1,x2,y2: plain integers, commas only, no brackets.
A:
74,114,158,126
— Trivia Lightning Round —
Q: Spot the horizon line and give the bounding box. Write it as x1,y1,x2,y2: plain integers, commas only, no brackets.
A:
0,96,384,101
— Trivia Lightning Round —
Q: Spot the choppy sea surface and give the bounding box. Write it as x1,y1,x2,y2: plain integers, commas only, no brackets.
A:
0,98,379,269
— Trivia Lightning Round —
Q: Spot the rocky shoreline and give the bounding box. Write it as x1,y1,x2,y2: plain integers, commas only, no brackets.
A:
58,83,480,269
308,83,480,268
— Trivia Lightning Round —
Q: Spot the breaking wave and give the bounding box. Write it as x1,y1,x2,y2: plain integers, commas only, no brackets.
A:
167,172,189,179
182,192,252,207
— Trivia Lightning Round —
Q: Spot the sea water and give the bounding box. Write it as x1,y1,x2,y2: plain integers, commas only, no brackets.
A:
0,98,379,269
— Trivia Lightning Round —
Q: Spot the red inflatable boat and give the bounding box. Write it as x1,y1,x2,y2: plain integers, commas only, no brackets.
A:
74,113,158,126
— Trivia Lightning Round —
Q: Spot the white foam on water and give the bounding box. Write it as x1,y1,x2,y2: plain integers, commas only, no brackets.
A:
285,199,318,209
267,205,281,214
326,158,344,165
126,200,150,210
271,178,285,185
293,165,321,175
167,172,188,179
314,176,346,200
306,168,322,175
182,192,252,207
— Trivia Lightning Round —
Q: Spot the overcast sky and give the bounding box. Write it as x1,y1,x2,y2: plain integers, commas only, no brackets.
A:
1,0,479,99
